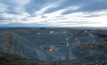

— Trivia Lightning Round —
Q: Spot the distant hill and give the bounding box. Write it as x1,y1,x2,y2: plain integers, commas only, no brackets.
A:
0,27,107,30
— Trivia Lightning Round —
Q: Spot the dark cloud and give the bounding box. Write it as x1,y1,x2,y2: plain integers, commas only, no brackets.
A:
62,0,107,14
1,0,107,16
41,16,47,18
24,0,58,15
43,0,107,15
0,14,15,24
21,18,28,21
44,0,89,13
83,13,107,18
0,0,20,14
83,15,101,18
0,0,106,27
0,22,48,27
58,21,99,24
0,16,13,22
0,17,5,20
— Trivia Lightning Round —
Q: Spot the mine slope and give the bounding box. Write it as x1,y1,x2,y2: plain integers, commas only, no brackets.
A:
0,28,107,64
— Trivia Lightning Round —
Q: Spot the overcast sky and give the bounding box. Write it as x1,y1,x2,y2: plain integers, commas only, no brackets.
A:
0,0,107,27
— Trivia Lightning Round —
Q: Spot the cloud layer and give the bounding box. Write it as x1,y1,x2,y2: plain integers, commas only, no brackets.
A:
0,0,107,27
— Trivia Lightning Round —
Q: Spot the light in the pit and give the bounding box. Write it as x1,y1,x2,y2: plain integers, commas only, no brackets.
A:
50,31,54,33
64,31,66,33
73,43,75,45
49,46,53,51
66,38,68,40
67,42,69,46
84,30,88,32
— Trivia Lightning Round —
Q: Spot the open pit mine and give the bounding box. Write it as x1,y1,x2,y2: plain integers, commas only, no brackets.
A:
0,28,107,65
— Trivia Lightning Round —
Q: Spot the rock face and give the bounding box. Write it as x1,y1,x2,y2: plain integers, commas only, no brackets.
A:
0,28,107,62
0,50,107,65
